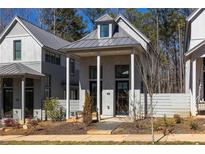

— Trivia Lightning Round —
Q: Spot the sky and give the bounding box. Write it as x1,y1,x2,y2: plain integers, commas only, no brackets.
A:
1,8,148,32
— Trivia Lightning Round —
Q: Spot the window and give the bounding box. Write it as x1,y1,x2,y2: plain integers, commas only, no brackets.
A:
70,89,78,100
44,75,51,98
56,55,61,65
100,24,109,38
14,40,21,60
45,50,61,65
70,59,75,75
26,78,34,87
45,52,50,63
3,78,13,87
115,65,129,78
89,66,103,79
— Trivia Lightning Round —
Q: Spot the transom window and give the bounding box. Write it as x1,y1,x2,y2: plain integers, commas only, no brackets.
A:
89,66,103,79
14,40,21,60
45,50,61,65
3,78,13,87
100,24,109,38
26,78,34,87
115,65,129,78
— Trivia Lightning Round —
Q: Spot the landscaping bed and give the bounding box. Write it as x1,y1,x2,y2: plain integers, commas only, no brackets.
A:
0,121,87,135
112,117,205,134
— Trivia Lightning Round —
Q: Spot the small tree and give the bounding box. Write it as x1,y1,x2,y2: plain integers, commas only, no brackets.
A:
44,97,65,121
83,91,93,126
135,46,160,144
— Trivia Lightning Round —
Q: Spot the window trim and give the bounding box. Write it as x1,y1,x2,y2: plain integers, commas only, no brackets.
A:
13,40,21,60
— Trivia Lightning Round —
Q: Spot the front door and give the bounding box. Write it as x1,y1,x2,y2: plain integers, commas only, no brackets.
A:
3,88,13,118
25,88,34,118
115,81,129,115
89,81,102,114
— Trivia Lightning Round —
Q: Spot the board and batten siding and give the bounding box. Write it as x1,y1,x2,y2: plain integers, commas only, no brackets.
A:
140,93,191,117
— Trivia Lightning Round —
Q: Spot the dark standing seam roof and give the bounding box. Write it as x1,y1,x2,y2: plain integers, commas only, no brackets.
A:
17,17,70,50
0,63,44,77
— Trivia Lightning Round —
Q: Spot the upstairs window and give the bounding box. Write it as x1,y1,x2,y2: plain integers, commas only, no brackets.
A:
45,50,61,65
14,40,21,60
70,59,75,75
100,24,109,38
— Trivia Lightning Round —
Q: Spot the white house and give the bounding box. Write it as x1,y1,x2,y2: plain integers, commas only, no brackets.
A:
61,14,151,119
185,8,205,116
0,16,79,121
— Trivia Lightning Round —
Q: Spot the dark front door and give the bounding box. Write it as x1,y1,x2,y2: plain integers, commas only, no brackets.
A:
89,81,102,114
25,88,34,118
115,81,129,115
3,88,13,118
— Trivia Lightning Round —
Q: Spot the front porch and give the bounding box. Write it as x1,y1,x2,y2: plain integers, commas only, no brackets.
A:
65,47,144,120
0,63,44,122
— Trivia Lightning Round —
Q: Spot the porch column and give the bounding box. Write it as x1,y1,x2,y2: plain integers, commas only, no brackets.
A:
0,78,2,118
97,52,101,121
192,59,197,116
21,77,25,123
66,56,70,120
185,59,191,93
130,50,135,118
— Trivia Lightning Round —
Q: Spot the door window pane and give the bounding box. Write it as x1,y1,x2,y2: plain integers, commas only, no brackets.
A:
115,65,129,78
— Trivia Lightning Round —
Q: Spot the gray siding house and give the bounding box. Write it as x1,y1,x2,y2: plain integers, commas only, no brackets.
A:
62,14,151,119
0,16,78,121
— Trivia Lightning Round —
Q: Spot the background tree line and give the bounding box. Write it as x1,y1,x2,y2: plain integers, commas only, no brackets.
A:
0,8,194,93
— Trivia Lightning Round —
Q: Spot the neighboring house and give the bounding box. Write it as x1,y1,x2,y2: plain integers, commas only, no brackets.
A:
0,16,79,121
61,14,151,118
185,8,205,116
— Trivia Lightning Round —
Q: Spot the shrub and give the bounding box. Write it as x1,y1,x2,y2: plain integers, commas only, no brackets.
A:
83,91,92,126
190,121,199,130
173,114,182,124
2,118,20,128
44,97,65,121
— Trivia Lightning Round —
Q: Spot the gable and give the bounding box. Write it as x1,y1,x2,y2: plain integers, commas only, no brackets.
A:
189,9,205,50
117,18,148,50
7,21,29,37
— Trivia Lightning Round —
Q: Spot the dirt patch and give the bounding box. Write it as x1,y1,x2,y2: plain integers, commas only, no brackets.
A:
0,121,87,135
112,117,205,134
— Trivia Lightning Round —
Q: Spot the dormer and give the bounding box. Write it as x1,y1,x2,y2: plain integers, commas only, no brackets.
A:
95,14,115,39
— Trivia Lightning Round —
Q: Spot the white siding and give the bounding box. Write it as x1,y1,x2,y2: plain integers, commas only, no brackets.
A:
189,10,205,50
58,99,79,113
0,22,42,72
140,93,191,117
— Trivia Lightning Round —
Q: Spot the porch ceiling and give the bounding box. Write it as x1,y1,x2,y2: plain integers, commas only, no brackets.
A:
0,63,45,78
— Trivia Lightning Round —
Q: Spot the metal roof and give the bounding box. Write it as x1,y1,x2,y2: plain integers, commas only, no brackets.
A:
0,16,70,51
95,14,114,23
0,63,45,77
62,24,139,50
18,17,70,50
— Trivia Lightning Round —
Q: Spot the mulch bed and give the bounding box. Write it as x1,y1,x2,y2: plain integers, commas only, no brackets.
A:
112,117,205,134
0,121,87,135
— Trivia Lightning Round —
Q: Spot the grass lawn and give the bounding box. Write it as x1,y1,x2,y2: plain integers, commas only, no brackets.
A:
0,141,204,145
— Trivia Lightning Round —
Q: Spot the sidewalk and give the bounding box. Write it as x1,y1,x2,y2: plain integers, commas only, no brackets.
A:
1,134,205,142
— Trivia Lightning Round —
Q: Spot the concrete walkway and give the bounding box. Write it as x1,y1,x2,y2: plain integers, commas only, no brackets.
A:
1,134,205,142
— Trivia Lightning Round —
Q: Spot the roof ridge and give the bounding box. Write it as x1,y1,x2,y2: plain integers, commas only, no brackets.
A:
17,16,70,43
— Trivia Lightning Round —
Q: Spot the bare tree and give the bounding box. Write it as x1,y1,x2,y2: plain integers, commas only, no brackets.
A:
135,46,160,144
